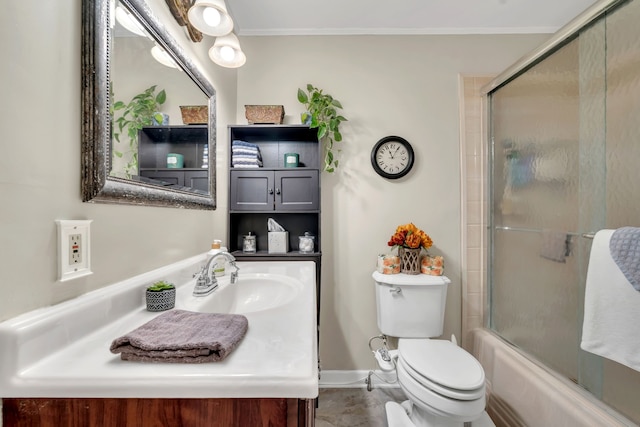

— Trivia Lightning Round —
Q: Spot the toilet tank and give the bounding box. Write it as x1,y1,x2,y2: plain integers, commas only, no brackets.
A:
373,271,450,338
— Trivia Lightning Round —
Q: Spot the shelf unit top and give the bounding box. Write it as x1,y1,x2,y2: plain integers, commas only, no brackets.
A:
229,124,318,142
141,125,207,142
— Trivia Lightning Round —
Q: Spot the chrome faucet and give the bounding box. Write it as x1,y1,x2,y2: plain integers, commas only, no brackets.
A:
193,252,239,297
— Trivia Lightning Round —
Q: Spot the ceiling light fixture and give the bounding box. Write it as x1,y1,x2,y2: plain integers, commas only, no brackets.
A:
115,5,148,37
208,33,246,68
187,0,234,37
151,45,180,69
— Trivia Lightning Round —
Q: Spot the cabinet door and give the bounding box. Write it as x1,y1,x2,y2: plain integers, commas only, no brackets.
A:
185,171,209,192
275,170,319,211
230,170,275,211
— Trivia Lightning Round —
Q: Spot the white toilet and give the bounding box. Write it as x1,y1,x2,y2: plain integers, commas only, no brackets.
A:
372,271,495,427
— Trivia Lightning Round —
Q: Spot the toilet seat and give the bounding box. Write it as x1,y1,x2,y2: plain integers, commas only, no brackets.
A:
398,338,485,400
397,359,486,421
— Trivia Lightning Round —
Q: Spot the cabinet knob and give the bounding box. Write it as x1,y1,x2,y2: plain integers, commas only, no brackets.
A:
269,188,274,195
276,188,281,195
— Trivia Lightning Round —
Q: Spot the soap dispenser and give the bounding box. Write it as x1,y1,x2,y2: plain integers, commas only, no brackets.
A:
207,240,227,277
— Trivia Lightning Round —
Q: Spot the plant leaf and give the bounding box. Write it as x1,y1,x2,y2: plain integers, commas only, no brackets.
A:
317,123,327,139
332,99,343,109
326,150,334,163
156,89,166,104
297,88,308,104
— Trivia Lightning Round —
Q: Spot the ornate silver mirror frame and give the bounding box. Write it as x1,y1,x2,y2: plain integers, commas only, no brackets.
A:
81,0,216,209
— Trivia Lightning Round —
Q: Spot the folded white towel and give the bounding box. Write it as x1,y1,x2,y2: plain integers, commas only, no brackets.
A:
581,229,640,372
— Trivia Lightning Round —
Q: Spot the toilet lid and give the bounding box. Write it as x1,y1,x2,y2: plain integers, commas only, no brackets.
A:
399,339,485,392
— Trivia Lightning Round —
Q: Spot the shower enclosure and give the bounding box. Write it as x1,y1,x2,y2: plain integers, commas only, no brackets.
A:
487,0,640,422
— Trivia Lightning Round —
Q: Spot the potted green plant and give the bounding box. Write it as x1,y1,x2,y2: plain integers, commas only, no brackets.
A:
145,280,176,312
112,85,167,177
297,84,347,173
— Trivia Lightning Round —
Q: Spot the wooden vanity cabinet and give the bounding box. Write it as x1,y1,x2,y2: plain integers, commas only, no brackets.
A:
138,125,209,192
3,397,315,426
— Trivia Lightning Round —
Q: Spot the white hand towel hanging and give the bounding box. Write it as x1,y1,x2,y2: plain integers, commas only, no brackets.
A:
581,229,640,372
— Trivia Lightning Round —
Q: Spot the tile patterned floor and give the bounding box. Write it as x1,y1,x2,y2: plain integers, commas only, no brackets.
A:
315,387,407,427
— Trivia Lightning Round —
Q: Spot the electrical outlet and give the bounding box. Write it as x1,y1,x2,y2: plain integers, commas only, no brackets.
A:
56,220,93,282
69,234,82,264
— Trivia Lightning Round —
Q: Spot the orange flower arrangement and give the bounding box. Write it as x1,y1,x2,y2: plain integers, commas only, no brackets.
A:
387,223,433,250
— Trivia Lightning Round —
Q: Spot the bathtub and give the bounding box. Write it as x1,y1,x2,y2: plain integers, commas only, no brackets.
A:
0,256,318,399
470,329,632,426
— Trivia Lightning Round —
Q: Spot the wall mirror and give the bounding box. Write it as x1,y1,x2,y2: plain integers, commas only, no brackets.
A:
82,0,216,209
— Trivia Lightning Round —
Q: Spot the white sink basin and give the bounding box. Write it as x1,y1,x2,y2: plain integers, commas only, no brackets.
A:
180,273,301,314
0,258,318,399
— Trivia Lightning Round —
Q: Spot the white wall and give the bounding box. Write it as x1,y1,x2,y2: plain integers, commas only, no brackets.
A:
0,0,233,321
236,34,548,370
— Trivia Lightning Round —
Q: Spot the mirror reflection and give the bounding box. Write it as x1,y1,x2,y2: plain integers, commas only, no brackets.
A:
111,1,209,194
81,0,216,209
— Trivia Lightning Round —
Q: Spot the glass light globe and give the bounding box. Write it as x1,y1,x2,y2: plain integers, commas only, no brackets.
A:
220,45,236,61
202,7,222,27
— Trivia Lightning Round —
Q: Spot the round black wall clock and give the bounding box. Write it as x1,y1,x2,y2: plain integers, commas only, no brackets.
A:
371,136,415,179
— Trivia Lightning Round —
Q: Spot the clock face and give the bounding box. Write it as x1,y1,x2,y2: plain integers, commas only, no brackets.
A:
371,136,415,179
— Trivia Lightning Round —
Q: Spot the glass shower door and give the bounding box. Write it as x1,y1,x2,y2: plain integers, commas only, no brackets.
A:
489,0,640,421
489,27,606,392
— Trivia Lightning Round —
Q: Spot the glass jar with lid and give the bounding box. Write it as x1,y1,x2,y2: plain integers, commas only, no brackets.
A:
298,232,315,254
243,232,257,253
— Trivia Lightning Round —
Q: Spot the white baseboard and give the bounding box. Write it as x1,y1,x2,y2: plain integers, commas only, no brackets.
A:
319,370,400,389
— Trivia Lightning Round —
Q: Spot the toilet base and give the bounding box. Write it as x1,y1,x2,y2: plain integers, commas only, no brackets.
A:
386,401,495,427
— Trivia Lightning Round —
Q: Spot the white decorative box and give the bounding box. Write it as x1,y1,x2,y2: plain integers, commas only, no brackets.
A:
268,231,289,254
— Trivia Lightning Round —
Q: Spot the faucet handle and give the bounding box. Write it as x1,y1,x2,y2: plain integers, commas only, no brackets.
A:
229,261,239,284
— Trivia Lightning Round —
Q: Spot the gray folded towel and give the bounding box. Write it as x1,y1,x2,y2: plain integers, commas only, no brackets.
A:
609,226,640,291
539,229,570,263
110,309,248,363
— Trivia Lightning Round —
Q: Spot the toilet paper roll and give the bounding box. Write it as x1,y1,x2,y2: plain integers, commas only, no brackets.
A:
421,255,444,268
377,254,400,274
421,255,444,275
421,265,444,276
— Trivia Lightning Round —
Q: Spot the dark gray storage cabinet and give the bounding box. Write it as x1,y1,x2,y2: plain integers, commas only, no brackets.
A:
138,125,209,192
230,170,319,211
227,125,321,258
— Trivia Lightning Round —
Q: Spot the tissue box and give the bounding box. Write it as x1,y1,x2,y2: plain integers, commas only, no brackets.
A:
268,231,289,254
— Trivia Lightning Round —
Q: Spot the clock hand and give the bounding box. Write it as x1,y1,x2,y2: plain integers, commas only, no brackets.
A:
391,146,401,159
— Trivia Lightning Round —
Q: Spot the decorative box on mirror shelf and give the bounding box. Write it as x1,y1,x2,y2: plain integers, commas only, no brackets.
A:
245,105,285,124
180,105,208,125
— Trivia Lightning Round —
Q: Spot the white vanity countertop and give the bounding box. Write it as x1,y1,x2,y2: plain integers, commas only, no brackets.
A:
0,257,318,399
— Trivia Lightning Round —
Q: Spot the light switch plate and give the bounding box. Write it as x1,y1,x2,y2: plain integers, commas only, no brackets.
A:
56,220,93,282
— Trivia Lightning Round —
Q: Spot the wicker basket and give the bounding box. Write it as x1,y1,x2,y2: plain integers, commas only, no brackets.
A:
399,247,422,275
180,105,208,125
245,105,285,124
